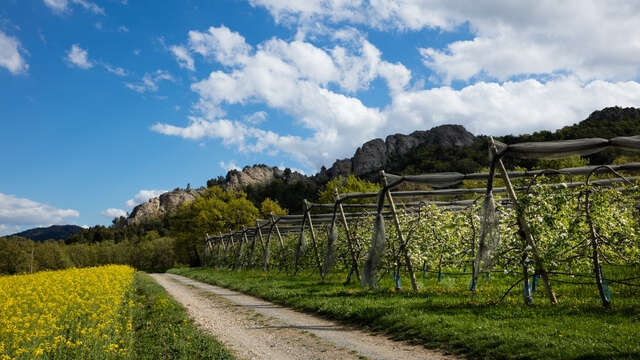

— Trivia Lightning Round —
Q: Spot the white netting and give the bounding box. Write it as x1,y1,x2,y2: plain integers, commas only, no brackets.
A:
294,231,308,269
322,221,338,277
474,193,500,274
362,213,386,289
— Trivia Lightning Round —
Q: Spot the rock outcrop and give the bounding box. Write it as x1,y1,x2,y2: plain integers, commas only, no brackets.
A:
223,165,283,191
127,188,204,225
326,125,475,178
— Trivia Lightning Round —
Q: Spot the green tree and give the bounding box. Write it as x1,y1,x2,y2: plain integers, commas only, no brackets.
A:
317,175,381,203
260,198,288,218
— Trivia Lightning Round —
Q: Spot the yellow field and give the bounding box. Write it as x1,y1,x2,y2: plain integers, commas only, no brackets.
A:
0,265,135,360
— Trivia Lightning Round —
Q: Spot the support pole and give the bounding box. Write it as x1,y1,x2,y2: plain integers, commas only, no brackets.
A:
490,137,557,305
335,188,361,282
381,170,418,291
585,187,611,307
304,199,324,276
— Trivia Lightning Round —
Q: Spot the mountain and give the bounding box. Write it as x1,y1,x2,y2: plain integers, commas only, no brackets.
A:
124,106,640,223
10,225,84,242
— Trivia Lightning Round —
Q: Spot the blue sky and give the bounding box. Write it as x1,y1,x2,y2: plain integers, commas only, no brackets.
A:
1,0,639,234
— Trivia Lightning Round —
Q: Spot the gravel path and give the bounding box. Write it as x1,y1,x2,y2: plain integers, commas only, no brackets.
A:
151,273,458,360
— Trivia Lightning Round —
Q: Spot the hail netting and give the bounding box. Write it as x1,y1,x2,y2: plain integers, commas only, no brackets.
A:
474,192,501,274
362,212,386,289
322,221,338,277
493,136,640,160
294,231,308,268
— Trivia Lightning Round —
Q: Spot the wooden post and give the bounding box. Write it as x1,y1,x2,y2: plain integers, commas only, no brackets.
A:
586,188,611,307
304,199,324,276
381,170,418,291
334,188,361,282
490,137,557,305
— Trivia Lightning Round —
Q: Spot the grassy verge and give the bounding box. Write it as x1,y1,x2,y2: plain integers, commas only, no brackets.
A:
132,272,234,360
169,267,640,360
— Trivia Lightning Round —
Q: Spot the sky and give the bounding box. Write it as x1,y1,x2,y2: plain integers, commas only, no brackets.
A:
1,0,640,235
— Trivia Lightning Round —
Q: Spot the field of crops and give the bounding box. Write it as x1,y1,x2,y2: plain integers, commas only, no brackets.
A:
0,265,135,359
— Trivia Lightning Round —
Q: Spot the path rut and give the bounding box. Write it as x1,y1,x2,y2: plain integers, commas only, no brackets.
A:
151,273,458,360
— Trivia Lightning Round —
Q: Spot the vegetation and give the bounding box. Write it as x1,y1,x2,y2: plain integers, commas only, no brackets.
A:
170,267,640,360
0,266,234,360
131,272,234,360
0,265,136,359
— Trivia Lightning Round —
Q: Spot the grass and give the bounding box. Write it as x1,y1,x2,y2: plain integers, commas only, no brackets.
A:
131,272,234,360
169,267,640,360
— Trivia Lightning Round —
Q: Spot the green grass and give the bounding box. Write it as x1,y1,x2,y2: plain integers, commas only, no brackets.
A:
132,272,235,360
168,267,640,360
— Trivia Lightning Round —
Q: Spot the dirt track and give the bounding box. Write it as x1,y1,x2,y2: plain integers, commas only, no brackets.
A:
151,273,458,360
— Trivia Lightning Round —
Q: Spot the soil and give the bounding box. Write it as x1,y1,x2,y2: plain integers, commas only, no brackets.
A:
151,273,458,360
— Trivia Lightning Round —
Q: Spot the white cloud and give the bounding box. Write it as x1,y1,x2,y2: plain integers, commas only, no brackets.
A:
384,77,640,136
244,111,267,124
252,1,640,83
100,208,127,219
133,49,141,55
66,44,93,69
125,70,174,93
104,64,127,76
0,31,28,75
125,189,167,209
219,160,240,172
170,45,195,71
43,0,105,15
188,25,252,66
0,193,79,235
118,25,129,33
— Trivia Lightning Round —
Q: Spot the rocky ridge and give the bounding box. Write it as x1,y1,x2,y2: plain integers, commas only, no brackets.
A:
322,125,475,178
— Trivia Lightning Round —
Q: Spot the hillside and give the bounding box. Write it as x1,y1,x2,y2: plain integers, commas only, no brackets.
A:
10,225,84,242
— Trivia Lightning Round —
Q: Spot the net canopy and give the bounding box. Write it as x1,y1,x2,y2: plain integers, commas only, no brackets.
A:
362,212,386,289
493,136,640,160
322,221,338,277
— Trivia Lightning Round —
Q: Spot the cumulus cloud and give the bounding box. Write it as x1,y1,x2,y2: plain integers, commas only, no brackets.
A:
251,1,640,83
43,0,105,15
125,70,174,93
66,44,93,69
125,189,167,209
0,31,28,74
170,45,195,71
118,25,129,33
188,25,252,66
100,208,127,219
0,193,79,235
